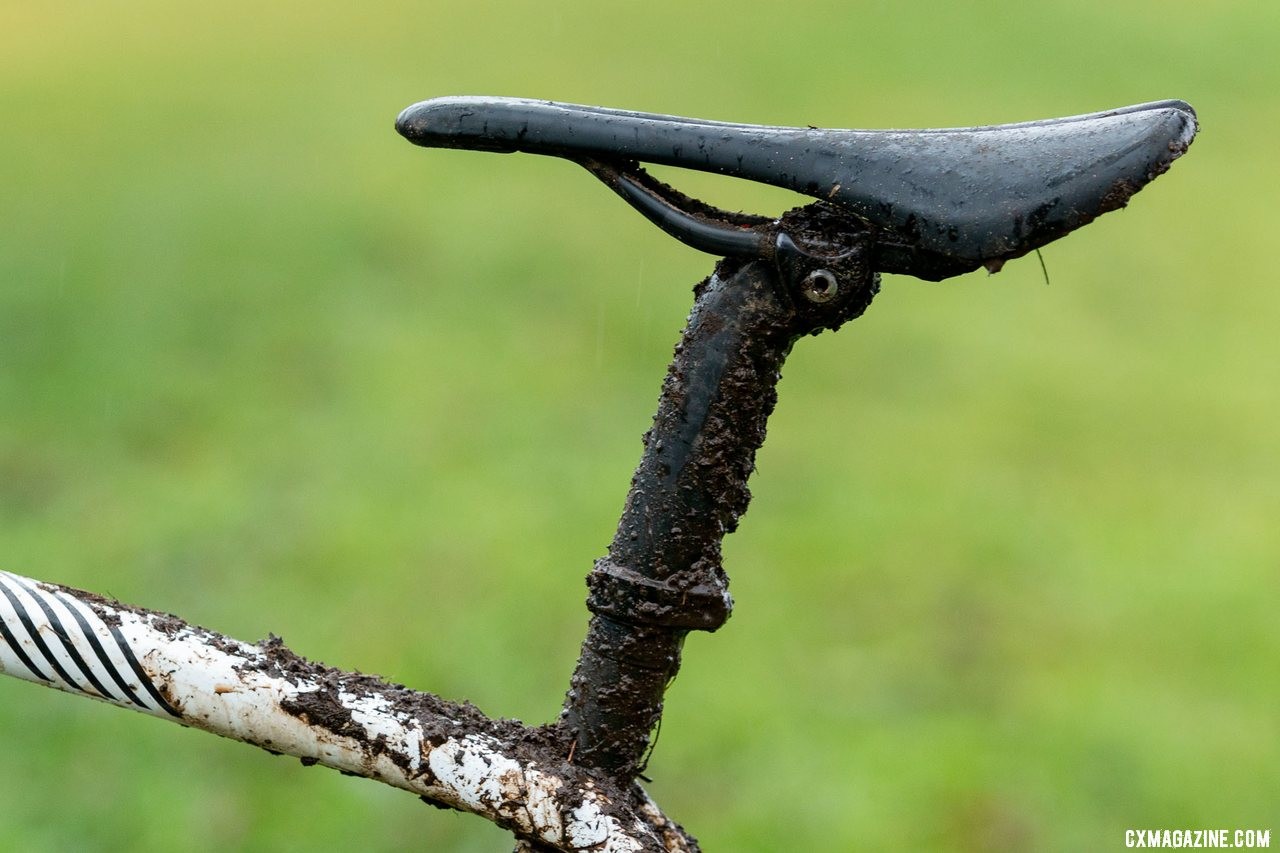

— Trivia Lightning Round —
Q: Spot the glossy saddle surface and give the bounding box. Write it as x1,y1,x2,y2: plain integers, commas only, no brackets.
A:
397,96,1197,278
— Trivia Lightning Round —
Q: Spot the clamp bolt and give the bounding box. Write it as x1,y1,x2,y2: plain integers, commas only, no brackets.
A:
801,268,839,303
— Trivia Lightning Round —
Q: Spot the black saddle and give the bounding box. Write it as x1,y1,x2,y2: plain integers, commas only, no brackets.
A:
396,96,1196,280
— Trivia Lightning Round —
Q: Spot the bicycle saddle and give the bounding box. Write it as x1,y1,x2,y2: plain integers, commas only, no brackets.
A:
397,96,1196,281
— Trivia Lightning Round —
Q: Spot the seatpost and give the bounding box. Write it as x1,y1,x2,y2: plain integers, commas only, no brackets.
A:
562,209,880,779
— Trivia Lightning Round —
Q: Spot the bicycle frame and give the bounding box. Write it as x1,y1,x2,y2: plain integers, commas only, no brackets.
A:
0,95,1195,850
0,569,669,849
0,223,876,851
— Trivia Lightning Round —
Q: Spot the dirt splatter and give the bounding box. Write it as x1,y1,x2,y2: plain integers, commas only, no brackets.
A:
1098,177,1140,214
564,228,879,781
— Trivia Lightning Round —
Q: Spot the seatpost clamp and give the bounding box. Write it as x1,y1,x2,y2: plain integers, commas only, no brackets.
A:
585,557,733,632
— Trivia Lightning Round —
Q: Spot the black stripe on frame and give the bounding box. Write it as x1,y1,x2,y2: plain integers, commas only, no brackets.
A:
0,577,80,688
10,576,120,703
105,623,181,718
52,589,152,710
0,596,52,682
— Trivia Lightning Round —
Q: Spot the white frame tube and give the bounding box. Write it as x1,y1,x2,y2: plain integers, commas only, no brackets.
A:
0,570,690,852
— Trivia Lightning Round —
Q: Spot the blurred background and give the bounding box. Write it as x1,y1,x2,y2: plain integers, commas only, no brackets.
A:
1,1,1276,850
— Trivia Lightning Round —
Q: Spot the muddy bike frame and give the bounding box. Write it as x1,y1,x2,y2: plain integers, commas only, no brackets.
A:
1,97,1196,851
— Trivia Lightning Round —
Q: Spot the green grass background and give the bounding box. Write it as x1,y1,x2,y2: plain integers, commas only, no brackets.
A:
1,1,1276,850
